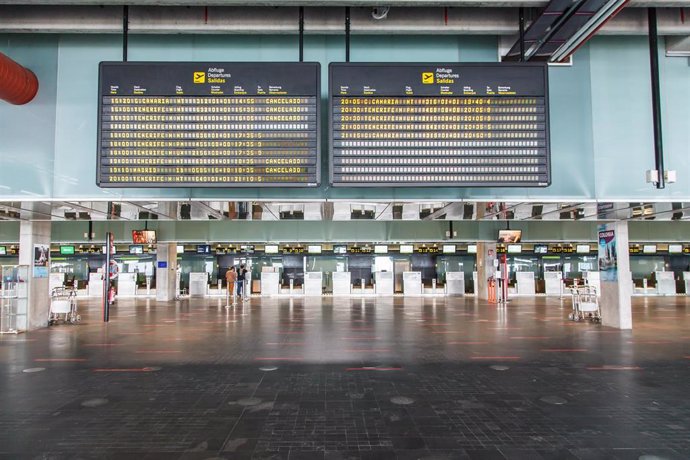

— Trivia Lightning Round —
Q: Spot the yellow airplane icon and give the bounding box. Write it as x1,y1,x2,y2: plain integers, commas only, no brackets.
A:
422,72,434,84
193,72,206,84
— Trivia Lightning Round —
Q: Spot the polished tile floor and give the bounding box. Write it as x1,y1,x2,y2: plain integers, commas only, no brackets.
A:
1,295,689,459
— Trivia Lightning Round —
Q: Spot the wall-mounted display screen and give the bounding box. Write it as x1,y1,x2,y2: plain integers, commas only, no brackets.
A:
240,245,255,253
467,244,477,254
507,244,522,253
308,245,322,254
576,244,590,254
59,245,75,255
129,245,144,254
98,62,321,188
132,230,156,244
333,246,347,255
498,230,522,243
176,245,184,254
443,244,456,254
399,244,414,254
374,245,388,254
643,244,657,254
102,246,117,255
264,244,279,254
668,244,683,254
196,244,211,254
329,63,549,187
0,246,6,256
534,244,548,254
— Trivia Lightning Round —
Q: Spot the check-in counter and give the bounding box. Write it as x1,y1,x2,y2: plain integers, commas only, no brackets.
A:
684,272,690,296
403,272,422,296
189,272,208,297
656,271,676,295
375,271,394,295
332,271,351,296
88,272,104,297
445,272,465,296
516,271,536,296
49,273,65,292
304,272,323,296
261,272,280,296
118,272,137,297
544,272,562,296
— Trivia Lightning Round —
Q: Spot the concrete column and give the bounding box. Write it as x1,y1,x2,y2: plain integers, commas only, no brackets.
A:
18,220,51,330
598,221,633,329
476,242,497,301
156,242,178,302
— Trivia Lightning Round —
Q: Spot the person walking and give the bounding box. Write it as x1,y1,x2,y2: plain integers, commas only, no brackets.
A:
242,265,251,301
225,266,237,308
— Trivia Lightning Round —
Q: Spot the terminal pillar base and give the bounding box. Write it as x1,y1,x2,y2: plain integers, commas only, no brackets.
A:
18,220,51,330
598,222,633,330
156,242,178,302
476,242,497,301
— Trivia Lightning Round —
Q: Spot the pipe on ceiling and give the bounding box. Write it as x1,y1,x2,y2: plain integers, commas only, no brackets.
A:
0,52,38,105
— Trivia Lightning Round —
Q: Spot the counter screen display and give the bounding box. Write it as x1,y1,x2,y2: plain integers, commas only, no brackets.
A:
329,63,549,187
98,62,320,187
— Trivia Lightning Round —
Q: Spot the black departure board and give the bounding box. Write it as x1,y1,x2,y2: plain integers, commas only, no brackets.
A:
329,63,550,187
97,62,320,187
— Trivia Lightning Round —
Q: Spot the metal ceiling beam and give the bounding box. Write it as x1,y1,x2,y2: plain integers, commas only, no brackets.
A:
1,5,689,34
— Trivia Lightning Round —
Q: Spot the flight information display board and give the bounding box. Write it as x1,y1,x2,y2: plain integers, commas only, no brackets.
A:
329,63,549,187
98,62,320,187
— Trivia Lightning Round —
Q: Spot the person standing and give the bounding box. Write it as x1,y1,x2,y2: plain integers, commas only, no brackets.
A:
225,266,237,308
242,265,251,301
237,264,246,301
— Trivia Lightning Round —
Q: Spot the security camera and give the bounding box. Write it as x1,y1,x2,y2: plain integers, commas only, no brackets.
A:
372,6,390,20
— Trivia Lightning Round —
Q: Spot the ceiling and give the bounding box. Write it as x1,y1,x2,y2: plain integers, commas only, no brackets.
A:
2,200,689,222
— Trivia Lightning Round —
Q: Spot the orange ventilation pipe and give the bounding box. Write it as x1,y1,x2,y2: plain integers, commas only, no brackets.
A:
0,52,39,105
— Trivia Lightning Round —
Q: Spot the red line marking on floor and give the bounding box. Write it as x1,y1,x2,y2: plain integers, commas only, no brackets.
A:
470,356,521,360
510,336,551,340
350,327,374,331
345,367,402,371
425,323,450,326
277,331,305,334
342,337,379,340
586,366,642,371
488,327,522,330
135,350,182,354
627,340,673,344
344,349,390,352
448,341,489,345
541,349,588,352
255,357,304,361
34,358,88,362
92,368,155,372
120,332,148,335
84,343,122,347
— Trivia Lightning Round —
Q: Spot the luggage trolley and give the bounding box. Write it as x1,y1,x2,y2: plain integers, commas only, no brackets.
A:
568,286,601,323
49,287,80,325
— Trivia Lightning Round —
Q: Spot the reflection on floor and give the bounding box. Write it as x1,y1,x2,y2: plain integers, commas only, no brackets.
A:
1,295,689,459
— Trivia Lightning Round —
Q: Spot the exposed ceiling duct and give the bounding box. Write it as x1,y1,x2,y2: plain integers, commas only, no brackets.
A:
0,52,38,105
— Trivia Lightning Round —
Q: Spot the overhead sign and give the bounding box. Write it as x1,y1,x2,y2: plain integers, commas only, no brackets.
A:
98,62,320,187
329,63,550,187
